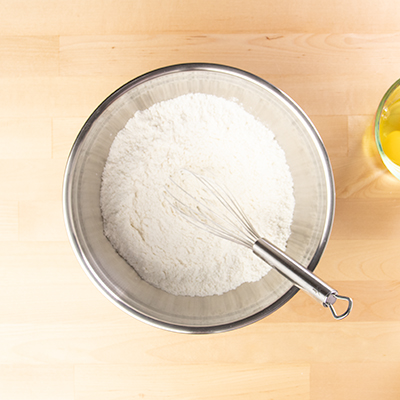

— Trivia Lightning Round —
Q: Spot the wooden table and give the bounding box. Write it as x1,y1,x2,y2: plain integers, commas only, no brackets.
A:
1,1,400,398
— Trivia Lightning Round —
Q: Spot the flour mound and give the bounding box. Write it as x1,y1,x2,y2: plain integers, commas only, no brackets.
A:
100,93,295,297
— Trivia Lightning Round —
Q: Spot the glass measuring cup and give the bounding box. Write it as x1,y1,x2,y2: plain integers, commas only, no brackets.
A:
375,78,400,180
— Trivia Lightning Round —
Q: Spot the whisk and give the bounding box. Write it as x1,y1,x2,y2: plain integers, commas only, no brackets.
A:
164,169,353,320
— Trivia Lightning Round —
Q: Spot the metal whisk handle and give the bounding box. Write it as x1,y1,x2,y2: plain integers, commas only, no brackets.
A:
253,238,353,320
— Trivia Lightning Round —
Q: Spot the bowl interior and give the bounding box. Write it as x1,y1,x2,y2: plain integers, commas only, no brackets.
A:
64,65,334,333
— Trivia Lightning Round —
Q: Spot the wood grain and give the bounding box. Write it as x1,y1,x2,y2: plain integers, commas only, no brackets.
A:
1,0,400,399
0,159,65,201
311,363,400,400
318,240,400,281
0,201,18,240
0,118,52,159
0,365,74,400
0,0,399,35
0,77,127,118
18,201,66,241
59,34,400,78
74,363,309,400
0,36,58,77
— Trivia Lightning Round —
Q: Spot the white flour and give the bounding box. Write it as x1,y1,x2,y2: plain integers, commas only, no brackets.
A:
100,93,295,297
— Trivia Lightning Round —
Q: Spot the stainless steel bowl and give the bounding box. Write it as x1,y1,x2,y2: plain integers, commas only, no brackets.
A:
63,63,335,333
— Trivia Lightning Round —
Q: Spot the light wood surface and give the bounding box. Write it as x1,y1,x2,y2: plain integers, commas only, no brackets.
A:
1,1,400,399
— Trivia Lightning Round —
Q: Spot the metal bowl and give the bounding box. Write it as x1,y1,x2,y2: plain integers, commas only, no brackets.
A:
63,63,335,333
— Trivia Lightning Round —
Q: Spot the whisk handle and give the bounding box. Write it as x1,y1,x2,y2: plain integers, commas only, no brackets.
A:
253,238,352,319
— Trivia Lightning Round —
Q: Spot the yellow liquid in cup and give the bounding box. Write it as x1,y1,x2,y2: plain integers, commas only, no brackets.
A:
379,98,400,166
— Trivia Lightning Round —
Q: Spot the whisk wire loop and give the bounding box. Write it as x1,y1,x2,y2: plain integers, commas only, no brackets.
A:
194,173,260,242
164,170,259,249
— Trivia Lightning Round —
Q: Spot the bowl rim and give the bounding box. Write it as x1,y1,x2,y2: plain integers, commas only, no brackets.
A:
63,62,335,333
